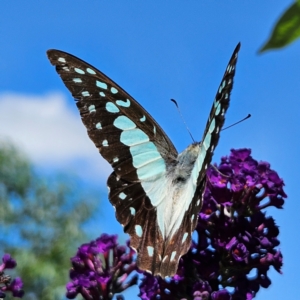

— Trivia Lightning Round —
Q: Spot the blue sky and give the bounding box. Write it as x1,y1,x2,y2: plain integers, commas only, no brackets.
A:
0,1,299,299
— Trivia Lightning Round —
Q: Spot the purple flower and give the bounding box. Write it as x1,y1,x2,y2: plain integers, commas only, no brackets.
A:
66,234,138,299
138,149,286,299
0,253,16,272
0,254,24,298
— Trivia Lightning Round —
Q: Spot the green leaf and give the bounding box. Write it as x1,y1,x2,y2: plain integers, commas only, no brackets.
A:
260,2,300,52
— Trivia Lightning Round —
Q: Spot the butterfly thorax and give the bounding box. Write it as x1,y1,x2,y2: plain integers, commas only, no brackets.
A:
158,143,201,238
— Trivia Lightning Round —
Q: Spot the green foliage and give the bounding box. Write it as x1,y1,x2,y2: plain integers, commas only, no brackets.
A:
0,140,100,300
260,1,300,52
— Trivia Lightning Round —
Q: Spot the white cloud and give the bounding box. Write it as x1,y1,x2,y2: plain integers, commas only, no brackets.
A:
0,92,111,181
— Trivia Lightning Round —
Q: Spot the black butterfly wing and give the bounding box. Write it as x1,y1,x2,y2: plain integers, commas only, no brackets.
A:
47,50,178,275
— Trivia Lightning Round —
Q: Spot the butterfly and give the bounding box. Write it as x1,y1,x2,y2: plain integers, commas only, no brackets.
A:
47,43,240,278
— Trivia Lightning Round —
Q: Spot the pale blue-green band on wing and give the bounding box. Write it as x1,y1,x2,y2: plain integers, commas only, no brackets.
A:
208,119,215,134
102,140,108,147
73,78,82,83
136,157,165,180
116,99,130,107
147,246,154,257
140,115,146,122
120,129,149,146
106,102,120,113
218,80,226,93
129,207,136,215
113,116,136,130
96,80,107,89
99,92,105,97
215,103,221,115
132,151,162,168
191,147,206,184
86,68,96,75
82,91,90,97
203,132,211,151
182,232,188,243
58,57,66,63
130,142,158,157
135,225,143,237
75,68,85,74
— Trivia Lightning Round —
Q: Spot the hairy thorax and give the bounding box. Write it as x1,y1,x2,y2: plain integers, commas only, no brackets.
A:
162,143,201,237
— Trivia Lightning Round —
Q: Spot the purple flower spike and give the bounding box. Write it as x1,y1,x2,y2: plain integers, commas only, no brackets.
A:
138,149,286,299
66,234,138,299
0,254,24,298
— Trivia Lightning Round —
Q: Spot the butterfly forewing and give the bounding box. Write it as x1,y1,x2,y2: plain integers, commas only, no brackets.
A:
47,44,241,278
47,49,177,275
195,43,240,187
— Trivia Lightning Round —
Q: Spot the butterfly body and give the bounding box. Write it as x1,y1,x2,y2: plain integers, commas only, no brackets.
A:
47,43,240,277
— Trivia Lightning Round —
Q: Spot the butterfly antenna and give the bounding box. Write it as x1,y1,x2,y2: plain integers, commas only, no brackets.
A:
171,99,195,143
222,114,251,131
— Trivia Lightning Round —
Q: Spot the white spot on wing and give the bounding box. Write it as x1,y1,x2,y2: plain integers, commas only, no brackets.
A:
116,99,130,107
170,251,176,261
129,207,136,215
88,105,96,113
147,246,154,257
111,87,118,94
96,80,107,89
119,192,126,200
74,68,85,74
106,102,120,113
182,233,188,243
102,139,108,147
135,225,143,237
58,57,66,63
86,68,96,74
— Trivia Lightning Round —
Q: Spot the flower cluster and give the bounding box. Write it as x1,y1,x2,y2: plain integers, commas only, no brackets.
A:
66,234,138,299
67,149,286,300
139,149,286,299
0,254,24,298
